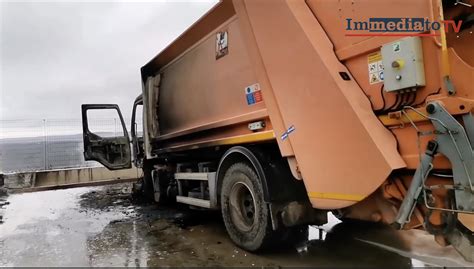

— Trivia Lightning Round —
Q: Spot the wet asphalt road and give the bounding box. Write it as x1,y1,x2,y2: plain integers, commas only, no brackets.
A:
0,183,472,267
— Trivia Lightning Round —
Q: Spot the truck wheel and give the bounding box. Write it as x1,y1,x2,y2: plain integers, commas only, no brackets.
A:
132,168,154,201
151,169,170,204
221,162,274,251
142,168,155,201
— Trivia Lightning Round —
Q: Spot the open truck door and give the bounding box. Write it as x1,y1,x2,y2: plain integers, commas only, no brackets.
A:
81,104,132,170
130,96,144,168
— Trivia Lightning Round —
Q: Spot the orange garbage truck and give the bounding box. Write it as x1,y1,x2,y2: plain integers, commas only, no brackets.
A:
81,0,474,260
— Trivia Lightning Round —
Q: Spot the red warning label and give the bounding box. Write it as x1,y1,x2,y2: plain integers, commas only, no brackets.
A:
253,90,262,103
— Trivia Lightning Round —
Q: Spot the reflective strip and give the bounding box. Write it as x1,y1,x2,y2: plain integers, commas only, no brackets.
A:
213,130,275,145
308,192,365,202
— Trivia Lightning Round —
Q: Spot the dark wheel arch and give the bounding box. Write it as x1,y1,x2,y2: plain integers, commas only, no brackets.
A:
216,146,271,205
216,144,307,206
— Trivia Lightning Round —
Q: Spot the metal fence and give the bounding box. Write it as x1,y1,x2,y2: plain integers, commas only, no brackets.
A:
0,118,140,174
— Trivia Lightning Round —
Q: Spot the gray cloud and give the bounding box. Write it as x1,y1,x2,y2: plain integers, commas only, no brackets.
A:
0,0,217,120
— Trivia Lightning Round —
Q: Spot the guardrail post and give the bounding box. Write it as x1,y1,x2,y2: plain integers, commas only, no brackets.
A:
43,119,48,170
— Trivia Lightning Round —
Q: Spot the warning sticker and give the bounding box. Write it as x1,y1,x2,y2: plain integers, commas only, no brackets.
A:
367,51,384,85
245,83,262,105
216,31,229,59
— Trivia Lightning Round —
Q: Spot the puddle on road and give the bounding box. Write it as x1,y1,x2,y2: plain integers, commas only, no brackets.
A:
0,183,472,267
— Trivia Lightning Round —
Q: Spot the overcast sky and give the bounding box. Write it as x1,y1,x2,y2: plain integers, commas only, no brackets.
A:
0,0,217,120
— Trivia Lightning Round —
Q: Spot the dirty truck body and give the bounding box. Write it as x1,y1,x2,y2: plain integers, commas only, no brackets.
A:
82,0,474,259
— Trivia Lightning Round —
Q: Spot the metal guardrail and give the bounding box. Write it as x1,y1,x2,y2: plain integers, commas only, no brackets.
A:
0,118,141,173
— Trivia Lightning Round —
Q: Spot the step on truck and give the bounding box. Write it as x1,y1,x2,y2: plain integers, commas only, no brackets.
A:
81,0,474,260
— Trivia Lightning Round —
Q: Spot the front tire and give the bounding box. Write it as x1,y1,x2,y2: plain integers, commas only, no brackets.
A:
220,162,275,251
132,167,154,201
142,168,155,201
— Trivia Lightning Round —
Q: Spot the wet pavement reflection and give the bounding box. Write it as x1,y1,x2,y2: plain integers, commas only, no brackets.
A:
0,183,472,267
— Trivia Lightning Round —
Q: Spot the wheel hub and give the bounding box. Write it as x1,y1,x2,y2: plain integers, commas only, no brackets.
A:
229,181,257,232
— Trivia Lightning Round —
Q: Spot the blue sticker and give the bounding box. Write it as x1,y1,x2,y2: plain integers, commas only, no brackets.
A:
246,93,255,105
281,125,295,141
287,125,295,134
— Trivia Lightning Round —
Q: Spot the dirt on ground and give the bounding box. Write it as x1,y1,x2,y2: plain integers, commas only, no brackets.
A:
78,184,303,267
0,182,472,267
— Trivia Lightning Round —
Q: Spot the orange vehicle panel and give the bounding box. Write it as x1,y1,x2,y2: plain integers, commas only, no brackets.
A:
234,0,405,209
158,17,265,135
141,0,472,211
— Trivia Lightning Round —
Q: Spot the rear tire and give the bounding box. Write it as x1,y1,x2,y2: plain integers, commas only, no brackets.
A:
220,162,275,251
